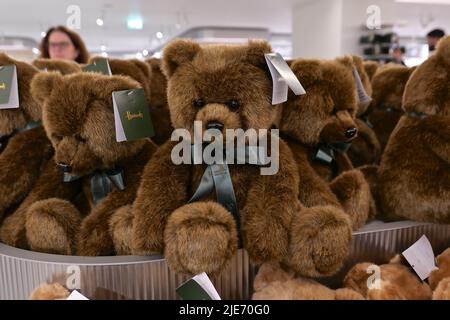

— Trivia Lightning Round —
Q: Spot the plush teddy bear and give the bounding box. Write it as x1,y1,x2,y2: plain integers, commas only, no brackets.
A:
0,54,53,224
363,60,379,81
32,58,82,75
30,283,70,300
252,262,364,300
336,56,381,167
279,57,373,230
378,36,450,223
429,248,450,300
366,64,416,153
146,58,173,145
1,71,157,255
129,39,352,278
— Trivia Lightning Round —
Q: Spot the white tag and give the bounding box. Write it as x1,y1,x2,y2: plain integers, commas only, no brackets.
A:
0,65,19,109
402,235,438,280
66,290,89,300
192,272,221,300
112,92,126,142
264,53,306,105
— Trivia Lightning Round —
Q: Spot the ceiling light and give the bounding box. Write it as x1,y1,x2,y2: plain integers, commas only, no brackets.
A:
100,45,107,51
156,31,163,39
127,17,143,30
40,31,46,38
96,18,104,26
142,49,149,56
101,52,108,57
32,47,40,55
136,52,143,59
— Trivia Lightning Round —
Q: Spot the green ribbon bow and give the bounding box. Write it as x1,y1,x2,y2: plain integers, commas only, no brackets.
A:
63,167,125,205
406,111,428,119
188,145,268,246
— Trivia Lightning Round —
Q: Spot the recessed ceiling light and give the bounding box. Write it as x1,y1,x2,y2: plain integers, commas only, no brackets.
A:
101,52,108,57
136,52,143,59
127,17,143,30
96,18,104,26
100,45,107,51
156,31,163,39
32,47,40,55
142,49,149,56
40,31,46,38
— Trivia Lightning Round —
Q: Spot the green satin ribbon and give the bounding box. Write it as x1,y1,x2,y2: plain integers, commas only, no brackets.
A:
188,145,267,246
63,167,125,205
406,111,428,119
313,142,352,165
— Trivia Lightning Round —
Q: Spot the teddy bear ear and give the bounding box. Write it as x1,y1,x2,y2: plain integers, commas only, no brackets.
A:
161,39,201,78
244,40,272,69
436,36,450,64
289,59,323,86
30,71,62,106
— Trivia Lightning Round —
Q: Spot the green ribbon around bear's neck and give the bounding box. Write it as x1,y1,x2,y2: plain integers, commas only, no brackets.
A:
313,142,352,165
63,167,125,205
405,111,429,119
188,145,267,247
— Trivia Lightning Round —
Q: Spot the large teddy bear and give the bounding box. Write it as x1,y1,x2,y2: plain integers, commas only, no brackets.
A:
279,57,373,230
129,39,352,277
378,36,450,223
367,64,416,152
0,54,53,224
0,71,156,255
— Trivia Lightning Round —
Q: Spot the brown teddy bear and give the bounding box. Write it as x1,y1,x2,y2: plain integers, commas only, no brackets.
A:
0,54,53,224
146,58,173,145
1,71,157,255
429,248,450,300
363,60,380,81
252,262,364,300
279,57,373,231
367,64,416,153
378,36,450,223
130,39,352,278
337,56,381,167
343,255,433,300
32,58,82,75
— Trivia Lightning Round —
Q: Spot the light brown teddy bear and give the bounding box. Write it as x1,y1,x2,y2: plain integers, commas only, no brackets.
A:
252,262,364,300
280,57,373,230
32,58,82,75
378,36,450,223
129,39,352,278
1,71,157,255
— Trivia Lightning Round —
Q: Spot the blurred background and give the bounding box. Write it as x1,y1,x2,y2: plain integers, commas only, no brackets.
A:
1,0,449,66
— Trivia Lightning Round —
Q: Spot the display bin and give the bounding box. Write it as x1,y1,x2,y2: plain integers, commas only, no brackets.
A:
1,220,450,300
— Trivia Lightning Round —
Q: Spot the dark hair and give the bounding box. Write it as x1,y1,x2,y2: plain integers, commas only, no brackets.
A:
39,25,89,64
427,29,445,39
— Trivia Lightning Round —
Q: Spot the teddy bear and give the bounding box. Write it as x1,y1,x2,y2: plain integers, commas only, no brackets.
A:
252,262,364,300
279,57,373,231
32,58,82,75
0,71,157,255
29,283,71,300
337,56,381,167
378,36,450,223
0,54,53,225
366,64,416,153
146,58,173,145
129,39,352,278
429,248,450,300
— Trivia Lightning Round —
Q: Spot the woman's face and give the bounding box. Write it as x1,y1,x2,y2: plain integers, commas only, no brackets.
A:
48,31,79,61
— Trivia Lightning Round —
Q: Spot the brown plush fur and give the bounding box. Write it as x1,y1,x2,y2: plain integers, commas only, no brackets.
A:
0,54,54,225
146,58,173,145
378,36,450,223
363,60,380,81
429,248,450,290
130,40,348,277
368,64,416,152
252,262,364,300
1,71,157,255
280,57,372,231
343,257,432,300
32,58,82,75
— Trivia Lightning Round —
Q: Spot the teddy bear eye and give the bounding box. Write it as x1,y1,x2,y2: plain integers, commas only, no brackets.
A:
227,100,240,111
193,98,205,108
74,134,87,143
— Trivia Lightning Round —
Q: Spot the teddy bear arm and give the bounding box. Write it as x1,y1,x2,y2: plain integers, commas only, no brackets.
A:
132,142,191,255
0,128,52,218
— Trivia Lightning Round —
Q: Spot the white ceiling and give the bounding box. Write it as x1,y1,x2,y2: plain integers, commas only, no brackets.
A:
0,0,297,54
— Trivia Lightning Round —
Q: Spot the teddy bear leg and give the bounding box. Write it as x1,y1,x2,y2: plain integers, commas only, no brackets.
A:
164,201,239,276
25,198,82,255
284,205,352,277
329,169,371,230
109,204,133,255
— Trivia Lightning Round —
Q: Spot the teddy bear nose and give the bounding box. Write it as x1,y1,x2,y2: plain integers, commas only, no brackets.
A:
206,121,224,132
345,127,358,139
58,163,72,173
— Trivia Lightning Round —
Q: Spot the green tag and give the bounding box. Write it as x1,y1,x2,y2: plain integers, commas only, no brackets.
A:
82,58,111,75
0,65,19,109
176,273,221,300
112,88,155,142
